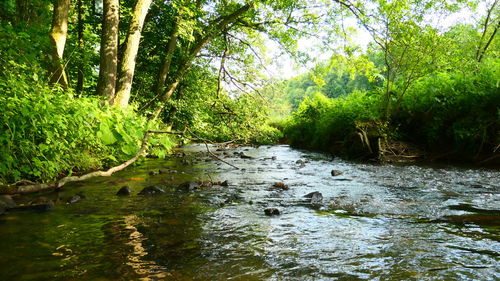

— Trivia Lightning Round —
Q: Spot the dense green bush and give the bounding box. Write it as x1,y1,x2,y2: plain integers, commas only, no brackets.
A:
284,91,383,150
0,86,174,184
397,61,500,154
284,60,499,159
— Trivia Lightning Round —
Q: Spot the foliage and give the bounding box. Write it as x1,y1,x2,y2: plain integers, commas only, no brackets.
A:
0,88,174,183
284,91,383,150
397,60,500,153
0,85,174,183
160,67,282,144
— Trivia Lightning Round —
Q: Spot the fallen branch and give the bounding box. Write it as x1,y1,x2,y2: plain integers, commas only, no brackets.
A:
0,130,176,195
187,128,240,170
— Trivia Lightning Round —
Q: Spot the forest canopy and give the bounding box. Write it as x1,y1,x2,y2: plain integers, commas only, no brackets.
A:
0,0,498,186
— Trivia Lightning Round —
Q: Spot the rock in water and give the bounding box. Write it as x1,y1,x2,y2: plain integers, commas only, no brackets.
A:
331,170,343,176
264,208,280,216
273,182,289,190
178,181,200,192
159,168,177,174
0,195,17,209
116,186,131,196
303,191,323,203
240,153,254,159
220,180,229,187
310,192,323,205
138,185,165,195
7,202,54,213
67,193,86,204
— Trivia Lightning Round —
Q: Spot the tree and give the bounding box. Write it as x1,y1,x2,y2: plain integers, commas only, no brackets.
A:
151,1,254,119
96,0,119,102
340,0,448,118
475,0,499,63
48,0,70,87
113,0,152,107
76,0,85,94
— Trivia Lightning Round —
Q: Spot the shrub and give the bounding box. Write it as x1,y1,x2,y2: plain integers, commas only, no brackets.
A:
284,91,383,151
398,61,500,153
0,86,174,184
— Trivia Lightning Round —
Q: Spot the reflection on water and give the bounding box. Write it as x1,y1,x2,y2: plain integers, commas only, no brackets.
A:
0,145,498,280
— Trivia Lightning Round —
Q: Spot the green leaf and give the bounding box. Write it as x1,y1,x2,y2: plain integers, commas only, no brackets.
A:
97,123,117,145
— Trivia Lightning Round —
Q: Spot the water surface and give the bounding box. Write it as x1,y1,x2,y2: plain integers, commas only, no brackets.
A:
0,145,498,280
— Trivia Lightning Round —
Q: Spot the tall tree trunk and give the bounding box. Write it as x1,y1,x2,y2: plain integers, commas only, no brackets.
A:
48,0,70,87
155,17,179,96
76,0,85,94
113,0,152,108
96,0,119,102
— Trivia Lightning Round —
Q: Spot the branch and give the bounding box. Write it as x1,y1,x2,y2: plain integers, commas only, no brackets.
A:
0,130,178,195
186,128,240,170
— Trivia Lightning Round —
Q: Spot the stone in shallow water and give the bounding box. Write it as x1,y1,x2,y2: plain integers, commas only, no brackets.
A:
0,196,16,209
264,208,280,216
116,185,131,196
67,193,86,204
7,202,54,213
331,169,343,176
178,181,200,192
273,182,289,190
304,191,323,205
159,168,177,174
138,185,165,195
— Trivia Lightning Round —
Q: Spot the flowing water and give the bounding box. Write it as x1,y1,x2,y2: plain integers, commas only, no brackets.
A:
0,145,499,280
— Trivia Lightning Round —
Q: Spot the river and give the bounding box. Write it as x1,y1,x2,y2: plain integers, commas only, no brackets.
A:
0,145,498,280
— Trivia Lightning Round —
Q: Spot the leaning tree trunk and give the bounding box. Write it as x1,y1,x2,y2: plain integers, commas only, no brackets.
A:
113,0,152,108
151,3,253,120
76,0,85,94
96,0,119,102
48,0,70,87
155,17,179,96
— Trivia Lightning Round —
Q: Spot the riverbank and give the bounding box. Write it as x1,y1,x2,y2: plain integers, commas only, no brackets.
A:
1,145,499,280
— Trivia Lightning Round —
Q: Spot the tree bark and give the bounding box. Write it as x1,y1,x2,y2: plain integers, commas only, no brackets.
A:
113,0,152,107
96,0,119,102
155,17,179,96
76,0,85,94
48,0,70,87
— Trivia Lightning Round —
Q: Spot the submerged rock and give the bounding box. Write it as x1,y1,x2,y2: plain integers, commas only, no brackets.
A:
273,182,289,190
138,185,165,195
304,191,323,205
8,202,54,213
310,193,323,205
159,168,177,174
264,208,280,216
116,186,131,196
148,170,159,176
67,193,86,204
331,170,343,176
178,181,200,192
0,195,17,209
240,153,254,159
